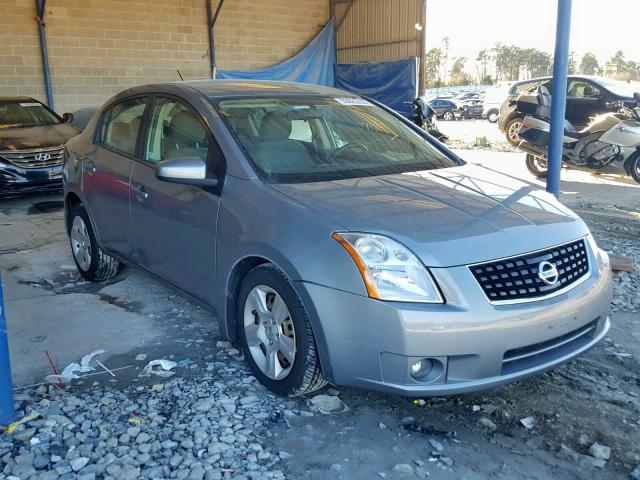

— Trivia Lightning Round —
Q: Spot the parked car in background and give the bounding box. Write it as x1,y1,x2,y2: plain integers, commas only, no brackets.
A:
460,99,484,119
429,99,462,121
64,80,612,398
0,97,78,196
498,76,638,146
457,91,483,101
482,82,514,123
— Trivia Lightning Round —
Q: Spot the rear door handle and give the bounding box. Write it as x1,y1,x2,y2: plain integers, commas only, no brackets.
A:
84,160,96,175
133,184,149,202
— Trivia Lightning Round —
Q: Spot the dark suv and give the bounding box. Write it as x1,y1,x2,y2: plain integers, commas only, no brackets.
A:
498,76,637,146
0,97,78,196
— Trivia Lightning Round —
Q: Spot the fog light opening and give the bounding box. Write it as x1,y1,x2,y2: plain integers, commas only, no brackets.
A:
410,359,433,380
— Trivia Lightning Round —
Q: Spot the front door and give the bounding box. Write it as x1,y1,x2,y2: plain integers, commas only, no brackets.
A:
84,96,148,256
129,96,222,302
565,79,604,128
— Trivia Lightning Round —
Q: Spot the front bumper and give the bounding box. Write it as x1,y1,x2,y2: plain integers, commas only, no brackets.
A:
302,246,613,396
0,161,63,196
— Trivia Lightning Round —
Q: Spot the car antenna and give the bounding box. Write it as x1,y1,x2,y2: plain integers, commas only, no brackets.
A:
176,69,184,81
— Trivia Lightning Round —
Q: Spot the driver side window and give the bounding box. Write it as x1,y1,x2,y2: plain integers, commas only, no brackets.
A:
567,80,600,99
145,98,209,164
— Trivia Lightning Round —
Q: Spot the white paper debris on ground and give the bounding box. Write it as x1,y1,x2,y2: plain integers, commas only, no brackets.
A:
138,359,177,378
309,394,350,414
45,349,106,384
520,416,536,430
135,353,148,361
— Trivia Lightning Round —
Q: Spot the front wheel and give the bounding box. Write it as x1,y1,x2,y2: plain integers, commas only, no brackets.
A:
68,204,120,281
525,154,549,178
442,111,454,121
487,110,499,123
238,264,326,396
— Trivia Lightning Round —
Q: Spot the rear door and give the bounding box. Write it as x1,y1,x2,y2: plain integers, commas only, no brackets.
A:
84,96,148,256
129,95,223,302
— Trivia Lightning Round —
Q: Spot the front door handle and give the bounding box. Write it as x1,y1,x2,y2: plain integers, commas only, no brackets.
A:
133,184,149,202
84,160,96,175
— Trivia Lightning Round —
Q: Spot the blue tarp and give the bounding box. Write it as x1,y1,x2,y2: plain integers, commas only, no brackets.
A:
335,58,418,116
218,19,335,87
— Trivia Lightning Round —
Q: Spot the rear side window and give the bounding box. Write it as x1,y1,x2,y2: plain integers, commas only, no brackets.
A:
99,98,148,156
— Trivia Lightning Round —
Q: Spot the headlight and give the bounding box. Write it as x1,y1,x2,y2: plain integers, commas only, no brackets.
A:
333,232,444,303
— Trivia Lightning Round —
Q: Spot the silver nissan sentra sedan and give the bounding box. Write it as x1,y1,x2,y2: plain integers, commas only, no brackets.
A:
63,80,613,396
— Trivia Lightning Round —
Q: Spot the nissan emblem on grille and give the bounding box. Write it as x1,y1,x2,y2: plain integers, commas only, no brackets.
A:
469,239,590,303
34,153,52,162
537,261,559,286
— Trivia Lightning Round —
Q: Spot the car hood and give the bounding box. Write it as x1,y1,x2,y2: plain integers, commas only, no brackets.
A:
270,164,589,267
0,123,79,150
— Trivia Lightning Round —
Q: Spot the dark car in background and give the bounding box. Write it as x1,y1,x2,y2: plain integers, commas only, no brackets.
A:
429,99,462,121
498,76,637,146
0,97,78,196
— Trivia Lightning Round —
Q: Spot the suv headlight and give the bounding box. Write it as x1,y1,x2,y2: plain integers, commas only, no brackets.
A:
333,232,444,303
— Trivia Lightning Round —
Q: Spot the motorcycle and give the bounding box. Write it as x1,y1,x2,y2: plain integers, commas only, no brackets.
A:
516,86,640,183
411,97,448,143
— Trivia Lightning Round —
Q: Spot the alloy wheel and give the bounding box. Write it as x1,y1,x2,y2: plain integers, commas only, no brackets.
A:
243,285,296,380
443,111,453,121
507,120,523,144
70,215,92,271
488,112,498,123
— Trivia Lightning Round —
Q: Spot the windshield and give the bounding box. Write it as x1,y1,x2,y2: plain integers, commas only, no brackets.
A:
215,96,459,183
597,78,640,98
0,100,61,128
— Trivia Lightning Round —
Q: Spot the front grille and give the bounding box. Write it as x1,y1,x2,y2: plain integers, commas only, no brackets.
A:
470,239,589,303
0,146,64,169
501,319,598,375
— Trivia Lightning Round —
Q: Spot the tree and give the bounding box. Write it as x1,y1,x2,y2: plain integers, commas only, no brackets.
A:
605,50,629,79
450,57,470,86
568,51,577,75
424,48,444,87
579,52,600,76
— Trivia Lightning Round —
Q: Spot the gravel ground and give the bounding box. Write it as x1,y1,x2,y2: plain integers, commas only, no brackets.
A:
1,181,639,479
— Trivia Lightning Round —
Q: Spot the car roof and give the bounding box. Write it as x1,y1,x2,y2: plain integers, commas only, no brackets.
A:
0,96,39,102
183,80,349,98
115,80,351,101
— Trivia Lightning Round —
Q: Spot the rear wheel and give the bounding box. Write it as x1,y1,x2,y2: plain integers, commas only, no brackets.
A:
506,117,524,146
628,150,640,183
237,264,326,396
68,204,120,281
442,110,454,121
525,154,549,178
487,109,499,123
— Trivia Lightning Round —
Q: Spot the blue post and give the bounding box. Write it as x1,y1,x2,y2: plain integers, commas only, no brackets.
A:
0,273,15,426
547,0,572,197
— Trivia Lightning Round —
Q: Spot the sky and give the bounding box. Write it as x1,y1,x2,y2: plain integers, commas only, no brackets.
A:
425,0,640,66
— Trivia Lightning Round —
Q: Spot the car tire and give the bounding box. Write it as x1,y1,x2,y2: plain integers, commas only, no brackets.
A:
627,150,640,183
442,111,454,121
237,263,327,397
487,109,499,123
525,154,549,178
506,117,524,146
68,204,120,282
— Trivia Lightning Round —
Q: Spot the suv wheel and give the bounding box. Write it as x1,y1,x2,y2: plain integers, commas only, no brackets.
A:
487,110,499,123
442,111,454,121
506,117,524,146
68,204,120,281
238,264,326,396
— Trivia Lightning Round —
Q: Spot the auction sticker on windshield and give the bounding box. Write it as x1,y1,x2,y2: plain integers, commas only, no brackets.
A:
334,97,373,106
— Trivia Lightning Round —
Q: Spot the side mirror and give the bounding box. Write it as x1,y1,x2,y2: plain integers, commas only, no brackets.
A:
62,112,74,123
155,157,219,187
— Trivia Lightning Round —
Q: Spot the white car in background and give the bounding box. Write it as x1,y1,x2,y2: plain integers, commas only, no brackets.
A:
483,82,514,123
